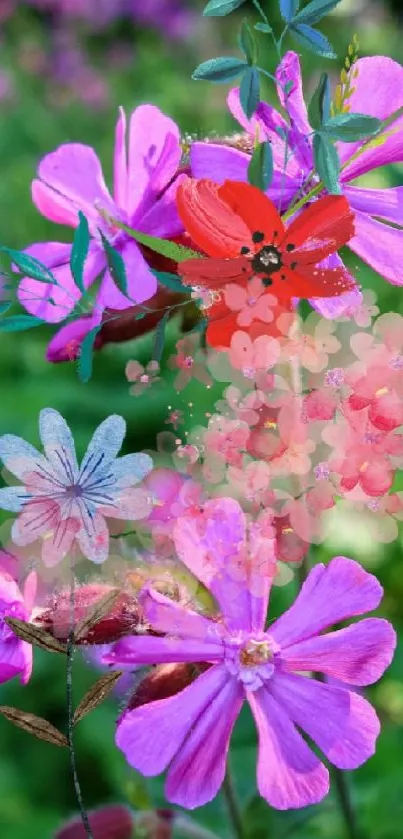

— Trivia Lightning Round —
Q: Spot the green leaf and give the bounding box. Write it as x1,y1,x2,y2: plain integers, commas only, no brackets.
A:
238,19,257,64
0,301,12,315
239,66,260,119
289,23,336,58
77,325,102,383
70,212,90,294
293,0,343,25
0,247,57,284
247,141,273,191
153,311,170,362
322,112,382,142
121,224,201,263
313,132,341,194
254,22,272,33
151,270,190,293
279,0,300,22
308,72,331,129
203,0,248,15
192,56,248,84
100,234,128,298
0,314,46,331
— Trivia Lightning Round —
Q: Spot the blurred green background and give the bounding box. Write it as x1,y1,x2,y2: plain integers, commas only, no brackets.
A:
0,1,402,837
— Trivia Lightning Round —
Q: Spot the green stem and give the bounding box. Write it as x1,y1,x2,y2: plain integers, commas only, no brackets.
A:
222,766,244,839
332,769,360,839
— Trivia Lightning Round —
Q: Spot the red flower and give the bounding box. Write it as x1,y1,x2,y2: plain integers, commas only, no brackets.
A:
176,179,355,347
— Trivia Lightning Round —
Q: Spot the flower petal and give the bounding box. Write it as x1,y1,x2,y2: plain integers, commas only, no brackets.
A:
114,107,128,210
46,312,103,363
283,196,355,264
105,635,223,666
140,173,186,238
309,253,362,318
76,512,109,564
0,436,44,481
112,453,153,486
275,51,314,171
218,180,285,243
97,240,157,309
176,178,252,258
39,408,78,482
248,688,329,809
0,637,32,686
348,211,403,285
345,184,403,225
325,692,381,770
271,556,383,648
79,414,126,477
128,105,181,220
0,486,25,512
140,586,224,645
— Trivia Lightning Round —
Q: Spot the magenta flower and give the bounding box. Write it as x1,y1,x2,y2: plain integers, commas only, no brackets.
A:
191,52,403,317
18,105,184,321
111,498,395,810
0,568,37,685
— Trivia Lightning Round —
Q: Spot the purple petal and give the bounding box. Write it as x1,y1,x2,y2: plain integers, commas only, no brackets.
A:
345,184,403,225
0,638,32,686
271,557,383,648
348,210,403,285
270,672,380,769
281,618,396,686
226,88,298,174
116,665,231,776
338,56,403,180
309,253,362,318
249,688,329,809
33,143,115,231
103,634,223,666
139,173,186,238
114,107,128,210
166,673,244,808
97,240,157,310
46,312,103,363
128,105,181,220
275,51,314,171
140,586,225,645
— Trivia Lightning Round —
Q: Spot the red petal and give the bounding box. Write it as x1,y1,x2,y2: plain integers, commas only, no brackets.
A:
219,180,285,244
176,178,251,257
267,264,355,300
179,256,252,289
206,312,239,348
282,196,355,265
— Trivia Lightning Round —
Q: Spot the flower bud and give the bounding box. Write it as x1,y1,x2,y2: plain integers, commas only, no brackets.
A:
128,662,210,710
55,804,134,839
36,584,142,645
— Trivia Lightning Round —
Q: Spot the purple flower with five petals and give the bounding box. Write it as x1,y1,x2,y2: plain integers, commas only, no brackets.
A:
0,568,37,685
110,498,395,811
0,409,153,566
18,105,185,323
191,52,403,318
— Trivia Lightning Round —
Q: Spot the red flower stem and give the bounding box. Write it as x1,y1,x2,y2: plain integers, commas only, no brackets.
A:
222,765,245,839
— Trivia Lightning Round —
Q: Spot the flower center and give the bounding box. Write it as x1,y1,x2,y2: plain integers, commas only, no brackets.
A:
239,639,274,666
224,632,280,691
251,245,283,284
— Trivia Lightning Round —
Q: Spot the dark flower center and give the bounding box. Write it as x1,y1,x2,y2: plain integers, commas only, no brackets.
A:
251,245,282,283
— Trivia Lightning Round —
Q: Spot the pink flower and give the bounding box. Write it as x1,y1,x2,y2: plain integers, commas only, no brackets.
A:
18,105,184,322
224,277,277,328
228,332,280,379
0,568,36,685
126,359,160,395
112,498,395,810
204,416,250,467
168,335,213,391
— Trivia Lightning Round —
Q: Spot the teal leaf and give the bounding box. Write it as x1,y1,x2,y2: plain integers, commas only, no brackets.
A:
192,57,248,84
322,112,382,142
308,72,331,129
203,0,248,15
0,301,12,315
153,311,170,362
239,66,260,119
294,0,343,26
238,19,258,65
254,22,272,33
289,23,336,58
0,314,46,331
77,325,102,383
100,234,128,298
151,270,190,294
70,212,90,294
313,132,341,194
279,0,300,22
247,141,274,191
0,247,57,284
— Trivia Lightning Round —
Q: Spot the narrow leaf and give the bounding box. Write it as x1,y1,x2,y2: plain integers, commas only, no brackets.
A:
313,132,341,194
294,0,343,26
73,671,124,725
5,618,67,655
77,325,102,384
74,589,121,643
153,311,170,363
100,234,128,297
121,224,201,263
254,22,272,33
289,23,336,58
0,706,68,747
0,315,45,332
280,0,300,22
0,247,57,284
247,141,274,191
192,56,248,84
239,66,260,119
308,72,331,129
203,0,248,15
151,270,189,293
0,301,12,315
238,19,257,64
70,212,90,294
322,112,382,142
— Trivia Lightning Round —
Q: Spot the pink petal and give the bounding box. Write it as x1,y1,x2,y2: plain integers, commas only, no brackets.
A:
271,556,383,648
97,240,157,309
34,143,115,230
105,635,223,666
166,673,244,808
40,517,79,568
270,672,380,769
348,211,403,285
46,311,103,363
99,487,153,521
309,253,362,319
281,618,396,685
249,688,329,809
139,173,186,238
275,51,314,171
140,586,224,645
77,513,109,564
345,184,403,225
114,107,128,210
0,637,32,686
128,105,181,220
116,665,231,776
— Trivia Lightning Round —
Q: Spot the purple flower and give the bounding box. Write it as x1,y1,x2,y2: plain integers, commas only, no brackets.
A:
0,569,37,685
191,52,403,318
18,105,185,322
0,409,153,565
111,498,395,810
